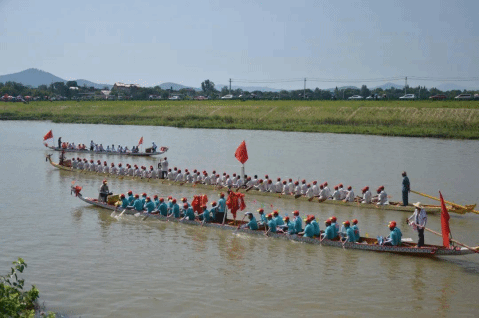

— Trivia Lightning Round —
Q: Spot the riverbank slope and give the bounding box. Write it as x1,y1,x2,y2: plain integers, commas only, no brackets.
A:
1,100,479,138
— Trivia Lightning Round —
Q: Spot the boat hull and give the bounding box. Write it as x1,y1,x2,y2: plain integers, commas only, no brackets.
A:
75,193,477,257
44,145,167,157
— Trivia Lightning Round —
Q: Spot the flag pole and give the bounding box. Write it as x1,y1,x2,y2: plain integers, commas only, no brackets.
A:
241,163,245,184
422,227,477,252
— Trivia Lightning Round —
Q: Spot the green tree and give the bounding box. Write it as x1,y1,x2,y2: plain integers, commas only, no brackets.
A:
360,85,370,97
201,79,216,95
220,86,229,96
66,81,78,87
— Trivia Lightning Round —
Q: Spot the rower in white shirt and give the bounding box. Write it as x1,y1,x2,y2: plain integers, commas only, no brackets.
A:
89,160,96,172
338,184,347,200
281,180,288,194
344,186,355,202
287,179,294,195
323,182,331,198
377,187,388,205
312,181,320,197
175,170,184,182
332,186,341,200
111,144,116,152
118,163,126,175
318,185,328,201
274,178,282,193
110,163,118,175
103,162,110,174
300,180,308,195
294,181,302,196
305,184,314,198
362,186,372,203
255,179,267,192
83,159,89,171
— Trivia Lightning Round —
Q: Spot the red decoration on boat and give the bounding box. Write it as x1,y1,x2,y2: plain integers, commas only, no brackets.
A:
43,130,53,141
226,191,246,220
235,140,248,164
138,136,143,146
439,191,451,248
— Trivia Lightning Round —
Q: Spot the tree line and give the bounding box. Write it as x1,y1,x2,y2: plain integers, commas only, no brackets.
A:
1,79,477,101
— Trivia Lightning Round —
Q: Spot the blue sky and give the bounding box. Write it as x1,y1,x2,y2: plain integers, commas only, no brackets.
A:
1,0,478,89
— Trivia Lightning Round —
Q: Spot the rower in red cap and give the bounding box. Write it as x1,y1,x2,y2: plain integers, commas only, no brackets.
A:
332,185,341,200
362,186,371,204
344,186,355,202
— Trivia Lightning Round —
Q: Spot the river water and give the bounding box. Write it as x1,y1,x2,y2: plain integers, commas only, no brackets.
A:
1,121,479,317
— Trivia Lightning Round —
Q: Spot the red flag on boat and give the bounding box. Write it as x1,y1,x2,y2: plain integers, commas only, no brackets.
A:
138,136,143,146
43,130,53,141
226,191,246,220
439,191,451,248
235,140,248,164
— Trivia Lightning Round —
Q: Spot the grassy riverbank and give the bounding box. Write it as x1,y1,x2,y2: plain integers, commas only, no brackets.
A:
1,100,479,138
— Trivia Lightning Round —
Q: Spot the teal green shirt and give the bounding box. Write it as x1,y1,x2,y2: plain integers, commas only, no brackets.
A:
128,195,135,205
294,216,302,233
184,207,195,220
218,198,226,212
286,221,296,234
171,203,180,218
121,197,129,208
267,219,277,233
210,206,217,220
274,215,284,226
303,223,314,238
158,202,168,216
311,220,320,236
260,214,267,224
132,199,144,212
145,201,156,213
346,227,356,242
247,216,258,230
352,225,360,242
324,225,335,239
201,210,211,222
331,222,339,238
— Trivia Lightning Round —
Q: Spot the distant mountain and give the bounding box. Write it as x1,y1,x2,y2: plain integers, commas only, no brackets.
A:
216,84,281,93
158,82,199,91
0,68,112,89
436,83,466,92
324,86,359,92
374,82,404,90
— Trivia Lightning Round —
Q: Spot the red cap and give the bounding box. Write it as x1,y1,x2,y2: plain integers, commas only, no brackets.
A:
277,177,281,181
339,183,343,187
159,198,164,202
211,201,217,206
181,197,187,202
302,179,306,183
334,186,339,190
183,203,188,208
118,163,122,166
128,190,132,195
154,195,158,199
324,182,328,186
289,178,292,182
103,179,107,183
202,205,207,209
293,210,299,216
142,193,147,197
343,220,350,226
168,196,172,200
352,219,358,224
331,216,337,222
284,216,290,221
259,179,263,183
320,184,324,189
265,175,269,178
273,210,279,215
257,208,264,213
194,169,197,173
120,194,125,198
313,181,317,184
282,181,286,184
294,181,299,185
90,159,93,163
325,219,331,225
135,194,139,198
146,197,151,201
267,213,273,218
362,187,368,192
172,199,177,203
220,193,225,198
348,186,352,190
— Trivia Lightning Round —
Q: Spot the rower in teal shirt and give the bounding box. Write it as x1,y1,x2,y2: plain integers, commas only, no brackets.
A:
127,191,135,205
266,214,277,233
383,222,400,246
351,219,360,242
284,216,296,234
322,220,335,240
170,199,180,218
330,217,339,238
140,193,147,207
257,209,267,225
342,221,357,242
158,199,168,217
183,205,196,221
273,211,284,226
210,202,218,221
200,205,210,223
293,210,302,233
119,194,129,209
144,197,156,213
130,195,144,212
300,217,315,238
244,212,258,230
311,217,320,237
153,195,160,209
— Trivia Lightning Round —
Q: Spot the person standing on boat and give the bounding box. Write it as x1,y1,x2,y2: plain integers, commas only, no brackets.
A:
408,202,427,247
287,178,294,195
98,179,111,203
217,193,227,223
402,171,410,206
160,157,168,179
152,142,157,152
58,137,62,149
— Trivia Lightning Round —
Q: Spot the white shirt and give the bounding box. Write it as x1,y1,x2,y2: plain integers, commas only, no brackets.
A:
274,182,282,193
175,173,183,182
345,190,355,202
363,190,372,203
312,184,320,196
409,208,427,229
332,190,341,200
111,166,118,175
319,188,327,198
161,159,168,171
256,182,267,192
287,182,294,194
90,163,96,171
167,171,174,180
204,175,211,185
324,186,331,198
377,191,388,205
128,168,134,176
301,183,308,195
234,178,244,188
103,166,109,174
295,185,302,195
339,187,347,200
118,167,126,175
306,187,314,198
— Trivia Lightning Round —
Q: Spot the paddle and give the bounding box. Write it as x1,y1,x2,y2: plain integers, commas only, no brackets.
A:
245,185,254,192
116,209,127,219
418,225,478,253
222,207,228,225
233,214,247,234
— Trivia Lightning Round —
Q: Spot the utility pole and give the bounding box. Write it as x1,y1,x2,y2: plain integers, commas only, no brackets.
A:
405,76,407,95
304,78,306,99
229,78,232,94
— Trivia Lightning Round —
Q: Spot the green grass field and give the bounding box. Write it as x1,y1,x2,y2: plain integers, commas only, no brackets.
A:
1,99,479,139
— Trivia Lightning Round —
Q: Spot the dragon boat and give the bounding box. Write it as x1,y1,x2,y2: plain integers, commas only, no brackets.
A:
71,186,479,257
47,154,446,214
44,144,168,157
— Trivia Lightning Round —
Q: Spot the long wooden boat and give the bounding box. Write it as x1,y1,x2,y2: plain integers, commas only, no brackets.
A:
47,155,445,214
44,144,168,157
73,188,479,257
